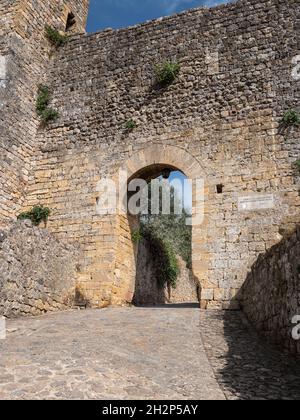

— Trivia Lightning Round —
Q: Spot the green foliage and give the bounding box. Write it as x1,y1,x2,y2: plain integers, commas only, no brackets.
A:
17,206,51,226
142,227,179,289
40,108,60,123
132,229,143,243
155,61,180,86
282,109,300,127
36,85,59,124
36,85,50,115
295,159,300,170
125,119,137,131
141,185,192,268
137,183,192,289
45,25,68,48
142,213,192,268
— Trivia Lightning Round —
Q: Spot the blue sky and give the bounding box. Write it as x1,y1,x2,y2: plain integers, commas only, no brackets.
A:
169,171,192,212
87,0,231,32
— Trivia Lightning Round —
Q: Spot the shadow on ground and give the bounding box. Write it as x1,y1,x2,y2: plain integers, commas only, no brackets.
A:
200,310,300,400
135,303,200,309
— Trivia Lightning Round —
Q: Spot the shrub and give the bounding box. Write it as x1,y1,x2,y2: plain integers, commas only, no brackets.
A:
45,25,68,48
160,240,180,289
36,85,59,124
125,120,137,131
141,185,192,268
40,108,60,123
142,227,179,289
36,85,50,115
155,61,180,86
17,206,51,226
282,109,300,127
132,229,143,243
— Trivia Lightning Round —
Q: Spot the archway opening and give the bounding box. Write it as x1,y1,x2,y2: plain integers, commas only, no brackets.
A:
113,145,208,309
126,164,200,306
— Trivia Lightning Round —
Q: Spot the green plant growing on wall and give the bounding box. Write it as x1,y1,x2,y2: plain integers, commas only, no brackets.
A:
36,85,50,114
155,61,180,87
295,159,300,170
125,119,137,131
132,229,143,243
142,227,179,289
17,205,51,226
282,109,300,127
160,240,179,289
45,25,68,48
40,108,60,123
141,184,192,268
36,85,59,124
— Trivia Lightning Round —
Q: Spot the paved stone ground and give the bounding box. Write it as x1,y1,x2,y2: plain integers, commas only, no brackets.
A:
0,305,225,400
0,306,299,400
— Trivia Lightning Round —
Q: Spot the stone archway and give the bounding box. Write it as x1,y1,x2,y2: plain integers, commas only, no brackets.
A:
111,144,211,308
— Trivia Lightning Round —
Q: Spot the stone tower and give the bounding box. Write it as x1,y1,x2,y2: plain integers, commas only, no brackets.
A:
0,0,89,227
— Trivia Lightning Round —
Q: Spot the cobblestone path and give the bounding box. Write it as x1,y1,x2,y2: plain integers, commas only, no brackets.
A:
0,306,299,400
200,310,300,400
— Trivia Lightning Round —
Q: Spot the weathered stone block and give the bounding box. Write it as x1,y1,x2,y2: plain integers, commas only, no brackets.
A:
201,289,214,301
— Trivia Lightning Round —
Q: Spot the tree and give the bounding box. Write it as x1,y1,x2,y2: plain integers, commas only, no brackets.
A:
140,180,192,269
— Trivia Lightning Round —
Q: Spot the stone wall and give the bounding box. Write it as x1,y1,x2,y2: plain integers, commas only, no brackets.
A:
0,220,81,318
241,227,300,354
2,0,300,309
0,0,89,225
133,240,199,306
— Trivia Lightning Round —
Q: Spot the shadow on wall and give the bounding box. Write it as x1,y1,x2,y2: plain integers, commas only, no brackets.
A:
133,238,166,305
74,284,91,309
239,226,300,355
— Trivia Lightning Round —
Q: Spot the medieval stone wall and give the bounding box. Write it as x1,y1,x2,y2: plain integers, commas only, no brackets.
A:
0,0,89,226
4,0,300,308
241,228,300,355
0,220,80,318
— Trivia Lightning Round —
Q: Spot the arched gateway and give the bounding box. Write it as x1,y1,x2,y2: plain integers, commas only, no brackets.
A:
111,144,210,308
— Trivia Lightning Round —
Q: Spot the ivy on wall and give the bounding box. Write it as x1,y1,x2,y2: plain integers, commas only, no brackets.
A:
141,227,179,289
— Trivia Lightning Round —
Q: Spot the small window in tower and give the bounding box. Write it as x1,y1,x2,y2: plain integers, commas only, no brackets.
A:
66,12,76,32
216,184,224,194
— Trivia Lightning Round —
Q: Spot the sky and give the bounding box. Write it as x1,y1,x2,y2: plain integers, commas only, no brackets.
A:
170,171,192,213
87,0,231,32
